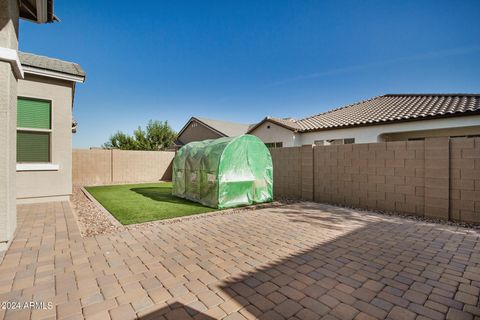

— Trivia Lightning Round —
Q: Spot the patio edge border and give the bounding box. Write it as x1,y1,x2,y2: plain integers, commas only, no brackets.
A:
80,186,123,227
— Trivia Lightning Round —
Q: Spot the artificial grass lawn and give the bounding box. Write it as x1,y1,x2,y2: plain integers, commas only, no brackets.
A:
85,182,216,225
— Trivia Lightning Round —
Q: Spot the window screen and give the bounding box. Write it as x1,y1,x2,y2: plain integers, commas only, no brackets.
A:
17,98,51,129
265,142,283,148
17,131,50,162
17,98,52,163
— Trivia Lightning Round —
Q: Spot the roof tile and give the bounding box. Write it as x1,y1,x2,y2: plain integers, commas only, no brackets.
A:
254,94,480,132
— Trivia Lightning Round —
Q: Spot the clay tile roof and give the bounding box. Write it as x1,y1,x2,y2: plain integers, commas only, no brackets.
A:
249,94,480,133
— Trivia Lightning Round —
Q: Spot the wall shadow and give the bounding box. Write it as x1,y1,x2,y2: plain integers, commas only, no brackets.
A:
161,160,173,181
139,302,215,320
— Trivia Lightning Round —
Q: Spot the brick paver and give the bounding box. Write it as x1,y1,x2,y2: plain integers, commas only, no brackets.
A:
0,201,479,319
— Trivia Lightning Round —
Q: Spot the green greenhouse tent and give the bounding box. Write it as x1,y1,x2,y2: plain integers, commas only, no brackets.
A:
172,135,273,209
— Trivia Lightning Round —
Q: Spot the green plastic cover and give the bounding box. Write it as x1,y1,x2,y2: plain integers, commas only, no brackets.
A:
172,134,273,209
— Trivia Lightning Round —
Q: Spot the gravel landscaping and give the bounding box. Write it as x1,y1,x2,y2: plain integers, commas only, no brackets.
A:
71,186,122,236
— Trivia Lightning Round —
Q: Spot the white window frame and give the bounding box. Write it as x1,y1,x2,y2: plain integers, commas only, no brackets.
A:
16,97,58,171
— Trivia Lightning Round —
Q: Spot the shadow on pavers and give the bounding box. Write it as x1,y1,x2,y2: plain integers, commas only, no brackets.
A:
217,204,476,319
139,302,215,320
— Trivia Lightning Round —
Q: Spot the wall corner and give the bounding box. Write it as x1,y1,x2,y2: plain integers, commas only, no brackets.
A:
424,137,450,219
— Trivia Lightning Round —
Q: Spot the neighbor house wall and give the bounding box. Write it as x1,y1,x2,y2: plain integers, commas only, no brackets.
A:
73,149,175,185
299,115,480,145
0,0,19,253
270,137,480,224
383,125,480,141
178,119,223,144
250,121,301,147
16,74,74,203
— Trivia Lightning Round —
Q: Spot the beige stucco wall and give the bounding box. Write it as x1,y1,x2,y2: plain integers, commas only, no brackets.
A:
178,119,223,144
0,0,19,252
16,74,74,203
382,125,480,141
250,121,301,147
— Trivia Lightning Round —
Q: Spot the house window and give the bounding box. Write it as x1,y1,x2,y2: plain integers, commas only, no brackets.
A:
265,142,283,148
17,98,52,163
324,138,355,145
408,137,425,141
451,135,480,139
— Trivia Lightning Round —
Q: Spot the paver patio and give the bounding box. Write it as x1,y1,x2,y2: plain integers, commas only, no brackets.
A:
0,201,479,320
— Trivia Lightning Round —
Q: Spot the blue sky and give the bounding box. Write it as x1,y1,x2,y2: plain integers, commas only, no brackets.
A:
19,0,480,148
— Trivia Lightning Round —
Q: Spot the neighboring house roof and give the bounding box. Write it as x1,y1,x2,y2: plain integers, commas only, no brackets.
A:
254,117,303,132
248,94,480,133
19,52,86,82
178,116,251,139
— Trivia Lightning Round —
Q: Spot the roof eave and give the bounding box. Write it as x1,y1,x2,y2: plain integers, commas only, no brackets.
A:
22,65,85,83
177,117,229,139
299,110,480,133
247,117,298,134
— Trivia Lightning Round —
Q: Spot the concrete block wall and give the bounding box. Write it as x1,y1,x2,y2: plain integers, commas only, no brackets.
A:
73,149,112,185
424,138,449,219
73,149,175,186
313,141,426,216
301,145,314,201
269,147,302,199
112,150,174,183
270,137,480,224
450,138,480,223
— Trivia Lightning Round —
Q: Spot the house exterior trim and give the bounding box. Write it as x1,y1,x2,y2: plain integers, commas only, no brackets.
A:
16,163,60,171
177,117,228,139
23,65,85,83
247,117,298,134
0,47,24,79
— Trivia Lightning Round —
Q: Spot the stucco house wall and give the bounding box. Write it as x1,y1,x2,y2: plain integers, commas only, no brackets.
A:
299,115,480,145
178,119,223,145
0,0,19,254
381,124,480,141
250,115,480,146
250,121,301,147
16,74,74,203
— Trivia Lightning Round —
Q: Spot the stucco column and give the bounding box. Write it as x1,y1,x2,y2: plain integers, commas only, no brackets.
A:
0,0,19,258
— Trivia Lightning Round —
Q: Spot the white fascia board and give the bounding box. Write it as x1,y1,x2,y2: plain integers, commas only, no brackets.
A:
0,47,24,79
35,0,48,23
23,66,85,83
16,163,60,171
